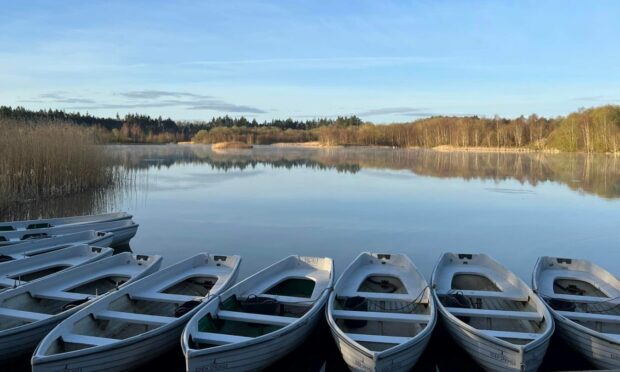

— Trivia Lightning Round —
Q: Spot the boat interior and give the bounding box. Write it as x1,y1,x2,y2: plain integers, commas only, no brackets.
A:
42,255,239,355
536,256,620,340
0,254,156,336
436,254,548,345
0,246,111,291
189,256,332,349
331,254,433,352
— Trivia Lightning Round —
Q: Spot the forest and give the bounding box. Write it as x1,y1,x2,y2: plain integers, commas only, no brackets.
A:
1,105,619,152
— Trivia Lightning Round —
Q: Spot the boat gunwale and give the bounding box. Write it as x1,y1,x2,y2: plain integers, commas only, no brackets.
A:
31,253,242,365
326,252,437,361
0,220,137,244
0,212,132,228
432,252,554,353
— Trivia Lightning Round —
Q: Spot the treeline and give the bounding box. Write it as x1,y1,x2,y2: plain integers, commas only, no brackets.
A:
315,115,557,148
317,106,620,152
2,105,619,152
0,106,362,144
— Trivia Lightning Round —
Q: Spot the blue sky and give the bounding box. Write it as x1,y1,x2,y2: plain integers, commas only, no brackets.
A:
1,1,618,123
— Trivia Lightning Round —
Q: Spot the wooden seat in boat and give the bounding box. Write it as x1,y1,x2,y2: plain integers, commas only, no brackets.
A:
35,290,91,302
62,334,117,346
345,333,412,345
445,307,542,321
95,310,175,326
556,311,620,324
480,330,541,340
191,331,252,345
130,292,197,304
216,310,296,326
0,307,51,322
331,309,431,323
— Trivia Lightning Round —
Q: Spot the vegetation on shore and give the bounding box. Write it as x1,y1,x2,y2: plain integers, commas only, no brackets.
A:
1,105,619,152
211,141,253,149
0,119,119,211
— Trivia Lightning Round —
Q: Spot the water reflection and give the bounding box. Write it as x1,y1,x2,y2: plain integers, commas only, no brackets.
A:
3,144,618,221
115,144,620,199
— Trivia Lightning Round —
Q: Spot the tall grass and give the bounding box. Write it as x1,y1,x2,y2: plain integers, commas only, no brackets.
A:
0,119,120,210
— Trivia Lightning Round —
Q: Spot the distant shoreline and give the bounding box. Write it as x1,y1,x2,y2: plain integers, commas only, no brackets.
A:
175,141,620,155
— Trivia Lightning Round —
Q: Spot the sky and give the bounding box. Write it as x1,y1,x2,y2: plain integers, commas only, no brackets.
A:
0,0,619,123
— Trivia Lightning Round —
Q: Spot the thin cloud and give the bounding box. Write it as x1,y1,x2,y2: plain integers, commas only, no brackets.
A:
183,56,449,70
573,95,613,102
22,91,96,105
357,107,426,116
24,91,266,114
116,90,211,99
188,102,266,114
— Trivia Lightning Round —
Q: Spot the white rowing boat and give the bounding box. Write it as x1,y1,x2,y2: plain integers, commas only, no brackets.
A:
182,255,333,371
0,219,138,247
432,253,553,371
326,253,436,372
0,212,131,232
0,252,161,361
32,253,241,372
533,256,620,369
0,230,114,260
0,244,113,292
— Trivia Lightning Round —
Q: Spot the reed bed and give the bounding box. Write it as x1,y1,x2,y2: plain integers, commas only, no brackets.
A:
0,119,120,211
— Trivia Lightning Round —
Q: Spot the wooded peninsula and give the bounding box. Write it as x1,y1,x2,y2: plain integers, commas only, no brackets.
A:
1,105,620,153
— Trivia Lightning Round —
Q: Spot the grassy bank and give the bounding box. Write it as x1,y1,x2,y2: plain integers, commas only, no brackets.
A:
0,119,120,210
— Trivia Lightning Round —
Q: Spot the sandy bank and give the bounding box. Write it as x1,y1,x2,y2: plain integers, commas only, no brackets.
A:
211,142,254,150
431,145,560,154
270,141,340,148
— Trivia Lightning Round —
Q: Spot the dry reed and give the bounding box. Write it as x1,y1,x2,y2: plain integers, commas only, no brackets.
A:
0,119,120,209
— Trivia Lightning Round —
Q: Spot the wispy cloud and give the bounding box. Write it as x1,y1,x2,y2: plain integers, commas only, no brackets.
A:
573,95,615,102
21,90,266,114
183,56,448,70
356,107,427,116
22,91,96,104
116,90,211,99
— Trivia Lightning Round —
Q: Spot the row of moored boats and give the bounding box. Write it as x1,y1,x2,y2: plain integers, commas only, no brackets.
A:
0,213,618,371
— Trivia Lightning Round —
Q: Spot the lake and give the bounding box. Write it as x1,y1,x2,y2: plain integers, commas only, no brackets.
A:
3,144,620,371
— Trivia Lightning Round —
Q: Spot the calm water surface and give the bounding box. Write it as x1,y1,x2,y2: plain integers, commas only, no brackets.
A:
4,144,620,371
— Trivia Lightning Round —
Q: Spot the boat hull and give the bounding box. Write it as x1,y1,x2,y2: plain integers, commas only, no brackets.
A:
440,310,550,372
328,321,433,372
0,313,74,360
106,224,138,246
554,314,620,370
185,305,323,372
32,320,184,372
